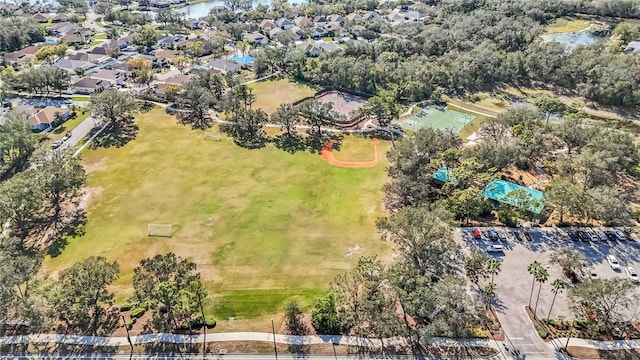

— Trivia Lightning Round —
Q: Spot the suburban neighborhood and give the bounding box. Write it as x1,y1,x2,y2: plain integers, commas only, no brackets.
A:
1,0,640,359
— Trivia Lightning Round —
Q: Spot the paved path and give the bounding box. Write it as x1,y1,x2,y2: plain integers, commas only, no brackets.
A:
0,332,498,351
59,116,99,152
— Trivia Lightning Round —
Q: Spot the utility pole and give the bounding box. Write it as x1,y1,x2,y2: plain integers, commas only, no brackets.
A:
271,318,278,360
122,315,133,352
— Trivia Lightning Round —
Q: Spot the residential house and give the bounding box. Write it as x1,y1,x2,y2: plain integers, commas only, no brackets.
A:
208,58,240,74
294,16,313,29
149,0,171,7
313,16,328,27
289,26,304,41
32,13,49,23
275,18,295,30
0,3,19,14
164,74,193,86
259,19,276,31
154,49,179,61
69,52,110,64
135,54,169,69
30,106,70,132
296,41,322,57
324,22,342,34
52,13,71,23
61,32,87,45
403,10,425,22
17,45,40,58
363,11,380,20
346,13,364,23
624,41,640,53
53,58,94,72
310,27,328,39
2,52,28,66
50,22,81,35
327,14,344,24
243,32,269,46
72,78,108,94
351,25,366,37
90,69,126,86
269,27,282,38
186,19,205,30
317,42,341,54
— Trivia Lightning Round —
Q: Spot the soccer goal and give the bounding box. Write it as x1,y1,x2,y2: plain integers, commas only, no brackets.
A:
204,132,222,141
148,223,173,238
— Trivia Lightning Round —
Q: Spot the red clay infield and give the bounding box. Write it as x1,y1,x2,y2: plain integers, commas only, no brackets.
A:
320,139,380,168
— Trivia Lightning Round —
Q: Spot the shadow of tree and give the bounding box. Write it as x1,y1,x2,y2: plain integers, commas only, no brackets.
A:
305,132,343,154
46,210,87,258
273,133,307,154
91,117,139,148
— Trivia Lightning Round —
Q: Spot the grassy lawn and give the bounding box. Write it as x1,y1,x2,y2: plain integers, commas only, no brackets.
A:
450,105,490,141
94,33,108,40
49,109,91,139
333,141,377,162
71,96,91,101
543,17,592,34
44,107,391,322
248,79,316,114
90,40,104,46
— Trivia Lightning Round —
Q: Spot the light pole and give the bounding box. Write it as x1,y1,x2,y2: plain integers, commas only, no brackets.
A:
271,318,278,360
121,315,133,352
565,317,577,350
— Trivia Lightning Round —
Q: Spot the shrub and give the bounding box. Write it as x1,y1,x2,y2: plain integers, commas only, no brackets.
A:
534,323,548,339
498,209,518,227
126,318,136,328
205,316,216,329
120,303,132,312
467,328,489,338
574,319,590,330
130,306,146,319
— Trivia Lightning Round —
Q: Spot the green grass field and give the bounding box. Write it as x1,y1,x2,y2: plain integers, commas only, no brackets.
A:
333,141,377,162
543,17,592,34
44,107,391,322
249,79,316,114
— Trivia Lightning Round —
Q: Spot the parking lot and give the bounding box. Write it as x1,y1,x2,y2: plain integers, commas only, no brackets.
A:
456,227,640,355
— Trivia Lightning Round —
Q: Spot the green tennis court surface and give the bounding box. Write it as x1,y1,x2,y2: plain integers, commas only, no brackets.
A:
401,106,475,133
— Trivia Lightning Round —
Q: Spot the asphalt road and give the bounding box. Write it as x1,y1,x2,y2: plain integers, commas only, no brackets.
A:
0,354,471,360
58,116,99,152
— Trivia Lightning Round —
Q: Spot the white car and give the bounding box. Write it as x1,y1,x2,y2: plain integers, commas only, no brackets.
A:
626,267,639,283
486,244,504,253
607,255,621,270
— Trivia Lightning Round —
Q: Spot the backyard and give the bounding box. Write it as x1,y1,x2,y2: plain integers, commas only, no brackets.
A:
43,107,391,325
248,79,316,114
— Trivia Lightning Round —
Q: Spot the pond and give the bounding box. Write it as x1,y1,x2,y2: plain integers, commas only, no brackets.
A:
176,0,306,18
542,31,599,51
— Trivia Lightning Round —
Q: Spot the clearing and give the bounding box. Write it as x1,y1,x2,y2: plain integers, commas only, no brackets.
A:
543,17,592,34
248,79,316,114
44,107,391,323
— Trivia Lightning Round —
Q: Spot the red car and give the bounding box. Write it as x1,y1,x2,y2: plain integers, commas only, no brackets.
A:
472,228,482,239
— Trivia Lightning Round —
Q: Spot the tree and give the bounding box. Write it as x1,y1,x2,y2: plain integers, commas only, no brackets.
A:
527,261,541,308
221,108,268,149
311,292,342,335
133,28,157,51
175,81,214,129
533,95,567,123
486,258,501,284
298,99,336,138
34,150,86,215
483,282,497,309
170,55,190,74
284,299,306,335
547,279,565,319
361,90,399,127
0,173,46,236
377,206,459,280
464,250,490,284
569,278,637,332
613,21,640,43
132,253,202,330
89,89,137,128
186,41,205,61
0,110,38,177
47,257,119,334
550,247,588,282
544,178,583,224
586,186,633,226
533,266,549,319
271,103,299,138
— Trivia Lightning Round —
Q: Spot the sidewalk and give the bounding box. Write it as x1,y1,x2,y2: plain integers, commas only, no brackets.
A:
0,332,498,350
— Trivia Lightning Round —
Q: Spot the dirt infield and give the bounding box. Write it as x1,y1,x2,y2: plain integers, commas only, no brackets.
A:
320,140,380,168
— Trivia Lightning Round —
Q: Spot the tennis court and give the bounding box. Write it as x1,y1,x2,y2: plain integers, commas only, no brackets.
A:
401,106,475,133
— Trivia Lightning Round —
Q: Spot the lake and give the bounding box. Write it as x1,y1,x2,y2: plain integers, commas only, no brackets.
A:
176,0,305,18
542,31,599,51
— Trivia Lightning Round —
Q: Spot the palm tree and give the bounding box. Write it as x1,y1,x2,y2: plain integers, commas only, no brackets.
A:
533,267,549,319
547,279,565,319
486,258,501,283
483,282,497,309
527,261,541,308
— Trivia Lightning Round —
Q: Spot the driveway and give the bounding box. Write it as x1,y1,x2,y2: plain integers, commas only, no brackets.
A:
58,115,99,152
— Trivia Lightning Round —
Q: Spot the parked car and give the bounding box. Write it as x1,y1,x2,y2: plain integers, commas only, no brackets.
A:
607,255,621,270
497,231,508,242
472,228,482,240
604,230,616,240
590,269,598,279
513,230,525,242
577,230,589,241
487,229,498,240
51,139,63,149
613,230,627,241
486,244,504,253
524,231,533,242
626,267,639,283
63,131,72,140
587,231,599,242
